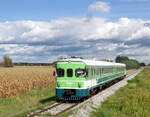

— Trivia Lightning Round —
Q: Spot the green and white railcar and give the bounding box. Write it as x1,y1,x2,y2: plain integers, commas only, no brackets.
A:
56,59,126,100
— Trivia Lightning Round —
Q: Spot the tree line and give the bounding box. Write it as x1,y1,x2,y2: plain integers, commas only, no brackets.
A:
0,55,148,68
0,56,52,67
115,56,142,69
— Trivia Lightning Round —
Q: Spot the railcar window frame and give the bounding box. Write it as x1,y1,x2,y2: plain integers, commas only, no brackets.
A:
56,68,64,77
67,69,73,77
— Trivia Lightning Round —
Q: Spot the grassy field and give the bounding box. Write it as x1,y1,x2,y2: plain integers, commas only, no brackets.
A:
93,67,150,117
0,66,56,117
0,88,56,117
0,66,55,99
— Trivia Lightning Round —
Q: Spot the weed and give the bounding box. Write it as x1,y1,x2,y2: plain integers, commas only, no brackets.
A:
93,68,150,117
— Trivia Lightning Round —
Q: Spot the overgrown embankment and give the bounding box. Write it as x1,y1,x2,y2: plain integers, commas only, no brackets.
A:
93,67,150,117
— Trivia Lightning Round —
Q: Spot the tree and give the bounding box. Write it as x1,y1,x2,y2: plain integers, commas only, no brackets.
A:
140,63,146,66
115,55,129,63
3,56,14,67
115,55,140,69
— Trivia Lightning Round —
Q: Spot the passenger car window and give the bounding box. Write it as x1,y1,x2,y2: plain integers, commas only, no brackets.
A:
67,69,73,77
102,67,113,75
56,68,64,77
117,67,124,72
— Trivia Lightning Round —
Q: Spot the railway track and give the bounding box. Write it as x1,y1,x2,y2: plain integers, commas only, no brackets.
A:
28,102,79,117
27,69,142,117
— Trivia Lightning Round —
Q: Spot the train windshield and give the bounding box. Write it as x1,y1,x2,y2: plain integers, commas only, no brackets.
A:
56,68,64,77
67,69,73,77
76,69,88,77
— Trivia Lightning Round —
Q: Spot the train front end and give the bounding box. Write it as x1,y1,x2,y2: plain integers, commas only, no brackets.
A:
56,60,88,100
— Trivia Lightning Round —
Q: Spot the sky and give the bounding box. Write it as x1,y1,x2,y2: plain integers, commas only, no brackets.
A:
0,0,150,63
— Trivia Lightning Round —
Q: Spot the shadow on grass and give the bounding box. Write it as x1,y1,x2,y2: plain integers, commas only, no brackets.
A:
39,96,57,104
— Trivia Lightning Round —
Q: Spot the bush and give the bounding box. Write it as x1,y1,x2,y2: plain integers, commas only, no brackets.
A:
3,56,14,67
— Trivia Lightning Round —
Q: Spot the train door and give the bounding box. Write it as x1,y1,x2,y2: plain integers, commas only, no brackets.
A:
91,67,93,88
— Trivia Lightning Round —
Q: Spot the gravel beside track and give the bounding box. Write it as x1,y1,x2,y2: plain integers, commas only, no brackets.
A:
28,101,79,117
69,69,142,117
41,102,78,116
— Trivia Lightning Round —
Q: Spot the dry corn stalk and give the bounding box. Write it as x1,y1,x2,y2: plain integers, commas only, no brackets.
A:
0,66,56,99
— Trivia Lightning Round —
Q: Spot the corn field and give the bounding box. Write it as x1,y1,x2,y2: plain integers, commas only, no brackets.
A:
0,66,56,99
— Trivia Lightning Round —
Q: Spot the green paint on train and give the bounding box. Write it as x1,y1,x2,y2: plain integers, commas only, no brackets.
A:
56,59,126,100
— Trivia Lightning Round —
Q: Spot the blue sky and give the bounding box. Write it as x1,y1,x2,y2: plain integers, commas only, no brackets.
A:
0,0,91,21
1,0,150,21
0,0,150,63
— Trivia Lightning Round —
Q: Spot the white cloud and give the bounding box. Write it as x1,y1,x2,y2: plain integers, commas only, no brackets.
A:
0,17,150,63
1,17,149,43
128,27,150,40
87,2,110,19
88,2,110,13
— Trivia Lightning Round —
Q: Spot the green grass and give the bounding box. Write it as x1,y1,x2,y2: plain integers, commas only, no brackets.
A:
0,88,56,117
93,68,150,117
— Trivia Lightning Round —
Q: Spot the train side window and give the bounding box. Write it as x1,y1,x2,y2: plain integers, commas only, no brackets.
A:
91,68,93,76
117,67,124,72
100,68,102,76
102,67,113,75
76,69,87,77
94,69,96,76
95,68,99,76
86,69,88,77
67,69,73,77
56,68,64,77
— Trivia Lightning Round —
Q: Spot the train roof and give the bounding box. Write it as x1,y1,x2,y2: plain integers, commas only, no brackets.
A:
57,59,126,67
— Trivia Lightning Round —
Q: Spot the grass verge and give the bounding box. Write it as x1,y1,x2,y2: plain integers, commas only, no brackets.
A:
0,88,56,117
93,68,150,117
